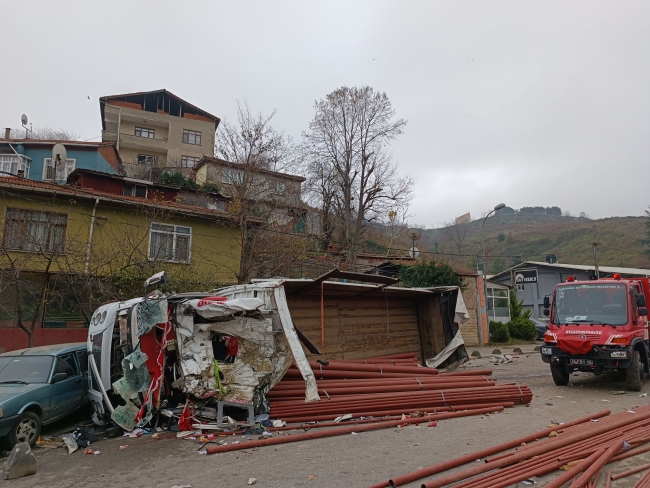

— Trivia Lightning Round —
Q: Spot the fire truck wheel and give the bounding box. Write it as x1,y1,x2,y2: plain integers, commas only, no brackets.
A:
626,350,643,392
550,363,569,386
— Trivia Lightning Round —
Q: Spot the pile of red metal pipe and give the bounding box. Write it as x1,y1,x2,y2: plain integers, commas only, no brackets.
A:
268,353,532,423
370,405,650,488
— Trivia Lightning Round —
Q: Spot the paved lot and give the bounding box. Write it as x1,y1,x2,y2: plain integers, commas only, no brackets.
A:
3,345,650,487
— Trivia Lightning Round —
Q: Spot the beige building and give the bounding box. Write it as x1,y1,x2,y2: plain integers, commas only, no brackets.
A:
195,157,305,223
100,90,219,178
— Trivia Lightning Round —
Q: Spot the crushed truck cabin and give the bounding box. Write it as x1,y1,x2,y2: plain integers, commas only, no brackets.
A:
86,270,470,431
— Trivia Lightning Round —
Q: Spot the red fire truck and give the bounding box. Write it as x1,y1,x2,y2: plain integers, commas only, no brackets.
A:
540,275,650,391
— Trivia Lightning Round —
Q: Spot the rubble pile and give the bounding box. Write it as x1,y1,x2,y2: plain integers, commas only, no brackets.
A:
267,353,532,423
373,405,650,488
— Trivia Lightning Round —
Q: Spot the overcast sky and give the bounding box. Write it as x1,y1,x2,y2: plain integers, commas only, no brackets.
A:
1,1,648,226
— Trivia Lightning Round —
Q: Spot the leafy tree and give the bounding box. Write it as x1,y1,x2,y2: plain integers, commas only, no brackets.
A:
497,233,506,242
158,172,199,191
397,259,462,288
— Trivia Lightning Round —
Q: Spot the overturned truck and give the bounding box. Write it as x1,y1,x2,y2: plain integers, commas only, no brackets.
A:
87,270,470,431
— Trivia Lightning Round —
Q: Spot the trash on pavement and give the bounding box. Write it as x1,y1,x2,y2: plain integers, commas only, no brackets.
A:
247,478,258,485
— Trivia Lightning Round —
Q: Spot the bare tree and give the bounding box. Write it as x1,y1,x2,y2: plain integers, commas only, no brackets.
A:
442,220,470,255
214,102,299,282
302,86,413,265
9,127,82,141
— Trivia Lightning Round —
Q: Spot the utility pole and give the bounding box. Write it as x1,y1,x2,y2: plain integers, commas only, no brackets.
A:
592,242,600,279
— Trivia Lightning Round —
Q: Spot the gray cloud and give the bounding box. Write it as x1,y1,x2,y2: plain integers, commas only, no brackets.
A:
1,0,648,224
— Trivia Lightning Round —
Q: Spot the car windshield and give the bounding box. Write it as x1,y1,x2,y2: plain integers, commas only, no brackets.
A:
552,283,628,326
0,356,54,384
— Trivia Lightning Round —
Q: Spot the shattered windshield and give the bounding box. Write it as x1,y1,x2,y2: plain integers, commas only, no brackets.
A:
0,356,54,384
552,284,628,326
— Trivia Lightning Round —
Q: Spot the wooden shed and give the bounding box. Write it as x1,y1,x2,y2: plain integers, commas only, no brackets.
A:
279,270,469,367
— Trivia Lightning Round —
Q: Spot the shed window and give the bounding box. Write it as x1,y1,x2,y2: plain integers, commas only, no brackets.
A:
3,208,68,253
148,223,191,262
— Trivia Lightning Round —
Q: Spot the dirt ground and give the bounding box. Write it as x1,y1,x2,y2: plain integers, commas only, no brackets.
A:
3,344,650,487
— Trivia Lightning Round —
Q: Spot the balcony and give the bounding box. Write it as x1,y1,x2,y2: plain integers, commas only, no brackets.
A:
102,130,118,143
117,133,169,151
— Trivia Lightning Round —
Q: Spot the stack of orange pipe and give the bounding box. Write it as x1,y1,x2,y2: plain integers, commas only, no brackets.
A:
269,353,531,423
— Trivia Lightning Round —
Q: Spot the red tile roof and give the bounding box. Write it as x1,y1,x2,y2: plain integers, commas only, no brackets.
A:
0,176,254,225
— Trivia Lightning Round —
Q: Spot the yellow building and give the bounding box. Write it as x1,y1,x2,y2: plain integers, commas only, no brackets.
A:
0,174,250,348
100,89,219,178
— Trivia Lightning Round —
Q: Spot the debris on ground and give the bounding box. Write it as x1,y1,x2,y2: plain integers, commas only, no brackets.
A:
3,442,37,480
490,354,515,364
470,351,482,358
247,478,258,485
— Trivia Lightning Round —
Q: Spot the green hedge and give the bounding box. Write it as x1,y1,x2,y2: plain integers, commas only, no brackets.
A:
489,321,510,343
507,318,537,340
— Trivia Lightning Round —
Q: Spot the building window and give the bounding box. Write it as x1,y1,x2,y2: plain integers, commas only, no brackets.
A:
222,167,244,185
516,284,525,291
135,127,155,139
43,158,75,181
137,154,158,165
148,223,191,262
270,179,286,195
181,155,200,168
0,155,30,178
124,184,148,198
486,287,510,322
3,208,68,253
182,129,202,145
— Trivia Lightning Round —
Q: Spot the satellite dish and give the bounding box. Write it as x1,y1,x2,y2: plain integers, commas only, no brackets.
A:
546,254,558,264
406,228,422,241
21,114,28,126
52,143,67,179
409,247,420,259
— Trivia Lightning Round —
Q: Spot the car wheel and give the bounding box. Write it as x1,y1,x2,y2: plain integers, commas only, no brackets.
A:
550,363,570,386
8,411,41,448
626,350,644,392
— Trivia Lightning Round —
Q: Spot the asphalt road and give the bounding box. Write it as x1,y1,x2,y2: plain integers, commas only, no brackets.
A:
3,345,650,487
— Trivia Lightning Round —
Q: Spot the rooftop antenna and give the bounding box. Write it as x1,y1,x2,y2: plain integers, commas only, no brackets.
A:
21,114,32,139
51,143,67,182
406,228,422,259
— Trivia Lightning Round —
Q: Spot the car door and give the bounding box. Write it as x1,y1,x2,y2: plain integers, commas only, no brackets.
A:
75,349,89,403
50,353,84,419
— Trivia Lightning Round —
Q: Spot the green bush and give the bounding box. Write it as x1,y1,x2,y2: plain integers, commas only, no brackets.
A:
489,321,510,343
507,318,536,340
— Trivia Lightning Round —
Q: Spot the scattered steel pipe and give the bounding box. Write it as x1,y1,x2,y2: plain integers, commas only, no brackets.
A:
206,407,503,456
380,410,610,488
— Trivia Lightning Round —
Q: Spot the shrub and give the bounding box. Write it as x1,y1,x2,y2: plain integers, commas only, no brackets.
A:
490,321,510,343
507,318,537,340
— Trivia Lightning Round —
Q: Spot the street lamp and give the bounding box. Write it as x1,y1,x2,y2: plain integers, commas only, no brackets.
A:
481,203,506,274
481,203,505,345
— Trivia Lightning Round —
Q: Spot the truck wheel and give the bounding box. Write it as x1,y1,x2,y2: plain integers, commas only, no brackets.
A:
551,364,569,386
7,411,41,448
626,350,644,392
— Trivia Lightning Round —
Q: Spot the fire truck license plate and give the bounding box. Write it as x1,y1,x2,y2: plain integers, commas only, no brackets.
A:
571,359,594,365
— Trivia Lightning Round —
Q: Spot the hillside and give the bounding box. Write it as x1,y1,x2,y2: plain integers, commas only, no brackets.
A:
416,213,650,274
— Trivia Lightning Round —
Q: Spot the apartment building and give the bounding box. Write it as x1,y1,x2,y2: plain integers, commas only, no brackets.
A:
100,89,219,178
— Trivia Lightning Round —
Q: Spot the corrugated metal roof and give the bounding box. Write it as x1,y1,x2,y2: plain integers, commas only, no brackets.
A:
491,261,650,279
